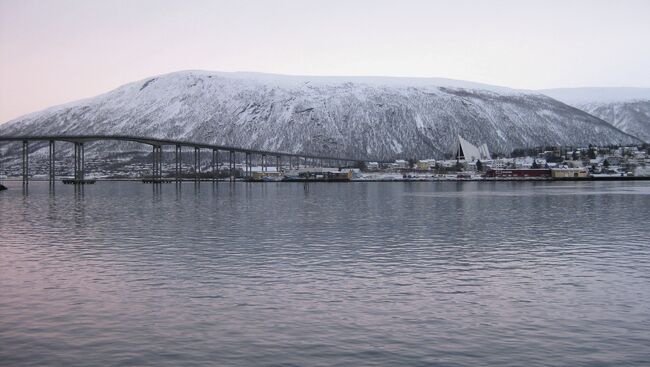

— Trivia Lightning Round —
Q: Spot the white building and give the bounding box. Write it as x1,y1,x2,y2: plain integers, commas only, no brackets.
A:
454,135,491,161
366,162,379,170
394,159,408,169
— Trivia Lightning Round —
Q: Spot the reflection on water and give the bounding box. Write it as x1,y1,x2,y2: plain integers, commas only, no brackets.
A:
1,181,649,366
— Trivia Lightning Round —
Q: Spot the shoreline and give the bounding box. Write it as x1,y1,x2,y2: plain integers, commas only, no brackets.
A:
3,176,650,183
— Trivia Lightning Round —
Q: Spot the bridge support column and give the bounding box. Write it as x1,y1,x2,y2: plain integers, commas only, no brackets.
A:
229,150,235,181
175,145,181,181
48,140,55,182
194,147,200,182
73,142,85,182
152,145,157,180
245,152,251,178
151,145,162,181
152,146,156,179
21,140,28,185
158,146,162,179
276,156,280,173
212,149,218,181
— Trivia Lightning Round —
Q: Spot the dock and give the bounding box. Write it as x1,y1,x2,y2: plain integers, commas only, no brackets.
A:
62,179,96,185
142,178,174,183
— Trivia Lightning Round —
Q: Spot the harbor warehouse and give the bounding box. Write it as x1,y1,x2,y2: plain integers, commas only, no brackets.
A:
551,168,589,178
484,169,552,178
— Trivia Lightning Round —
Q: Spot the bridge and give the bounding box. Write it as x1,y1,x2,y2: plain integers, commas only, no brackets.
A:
0,134,383,184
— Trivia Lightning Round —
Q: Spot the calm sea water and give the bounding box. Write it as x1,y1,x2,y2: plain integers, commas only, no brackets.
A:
1,181,649,367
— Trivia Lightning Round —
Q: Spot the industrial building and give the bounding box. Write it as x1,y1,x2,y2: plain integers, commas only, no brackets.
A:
551,168,588,178
484,169,552,179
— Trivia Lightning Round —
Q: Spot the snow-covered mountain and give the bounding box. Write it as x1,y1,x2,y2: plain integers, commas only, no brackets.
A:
0,71,642,160
574,101,650,143
541,88,650,143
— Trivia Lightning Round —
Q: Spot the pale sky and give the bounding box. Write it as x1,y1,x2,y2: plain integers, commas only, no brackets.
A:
1,0,649,123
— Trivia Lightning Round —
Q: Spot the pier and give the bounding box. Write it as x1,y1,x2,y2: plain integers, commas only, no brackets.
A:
62,179,96,185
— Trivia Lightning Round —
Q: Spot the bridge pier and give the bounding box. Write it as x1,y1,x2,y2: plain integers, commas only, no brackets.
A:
22,140,28,185
48,140,55,182
229,150,235,181
151,145,163,181
74,142,84,181
142,145,170,184
152,145,157,179
64,141,95,184
212,149,218,181
276,155,280,172
175,144,181,181
60,141,95,185
194,147,200,181
245,152,251,178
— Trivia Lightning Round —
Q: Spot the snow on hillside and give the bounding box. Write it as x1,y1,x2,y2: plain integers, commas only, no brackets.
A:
574,101,650,143
0,71,642,160
541,87,650,143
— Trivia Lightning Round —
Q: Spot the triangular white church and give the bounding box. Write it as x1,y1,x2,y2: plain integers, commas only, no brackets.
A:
454,135,491,161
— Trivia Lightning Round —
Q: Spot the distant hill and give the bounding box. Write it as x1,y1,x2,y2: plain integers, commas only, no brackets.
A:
0,71,642,160
542,87,650,143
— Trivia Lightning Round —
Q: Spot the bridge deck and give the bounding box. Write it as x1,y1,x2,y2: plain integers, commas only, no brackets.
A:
0,134,386,163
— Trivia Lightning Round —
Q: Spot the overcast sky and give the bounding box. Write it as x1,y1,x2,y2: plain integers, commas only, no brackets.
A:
1,0,649,123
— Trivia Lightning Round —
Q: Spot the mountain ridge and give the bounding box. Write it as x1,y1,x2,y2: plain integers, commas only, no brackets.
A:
0,71,643,160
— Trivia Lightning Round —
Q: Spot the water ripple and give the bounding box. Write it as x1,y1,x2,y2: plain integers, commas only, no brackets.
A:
1,181,649,366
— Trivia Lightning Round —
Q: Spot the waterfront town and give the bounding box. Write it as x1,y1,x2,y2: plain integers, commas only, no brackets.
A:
1,136,649,182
